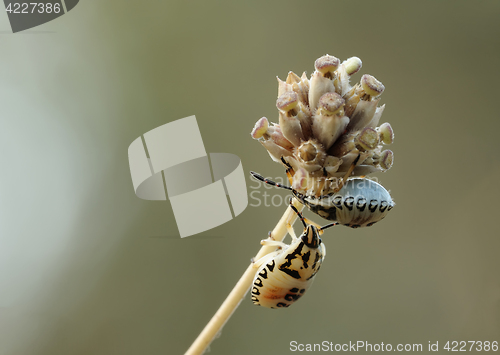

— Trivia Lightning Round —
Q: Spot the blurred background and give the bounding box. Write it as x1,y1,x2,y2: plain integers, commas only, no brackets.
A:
1,1,499,354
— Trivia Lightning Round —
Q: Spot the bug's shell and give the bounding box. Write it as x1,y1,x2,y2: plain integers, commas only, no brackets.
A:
251,225,325,309
298,178,394,228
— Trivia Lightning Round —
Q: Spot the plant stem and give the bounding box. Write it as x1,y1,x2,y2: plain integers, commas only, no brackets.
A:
184,198,303,355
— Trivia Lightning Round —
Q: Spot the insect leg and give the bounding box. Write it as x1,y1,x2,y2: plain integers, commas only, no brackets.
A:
280,156,295,185
286,223,299,241
257,231,286,255
251,250,280,269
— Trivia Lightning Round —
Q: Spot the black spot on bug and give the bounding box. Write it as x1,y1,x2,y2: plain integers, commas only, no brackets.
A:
254,278,263,287
388,203,394,211
280,242,304,269
300,289,306,293
279,266,301,279
312,252,320,269
380,200,388,212
344,196,354,211
276,302,289,308
302,251,311,268
259,268,268,279
366,221,376,227
333,195,342,209
285,294,300,301
290,287,299,293
356,198,366,211
368,199,378,212
252,287,260,295
278,242,307,280
350,224,361,228
267,259,275,272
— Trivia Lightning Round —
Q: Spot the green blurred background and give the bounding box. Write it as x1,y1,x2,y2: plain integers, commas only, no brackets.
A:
1,1,499,354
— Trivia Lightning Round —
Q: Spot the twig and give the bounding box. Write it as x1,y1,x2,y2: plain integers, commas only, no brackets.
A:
184,198,303,355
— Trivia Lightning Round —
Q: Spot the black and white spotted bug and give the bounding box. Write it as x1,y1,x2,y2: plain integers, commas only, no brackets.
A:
251,204,335,308
250,159,394,228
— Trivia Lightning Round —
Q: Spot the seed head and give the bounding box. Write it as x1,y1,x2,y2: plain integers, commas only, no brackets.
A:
355,127,379,151
250,53,396,195
276,91,299,116
317,92,345,116
380,149,394,170
361,74,385,98
343,57,362,76
378,122,394,144
315,55,340,78
251,117,269,139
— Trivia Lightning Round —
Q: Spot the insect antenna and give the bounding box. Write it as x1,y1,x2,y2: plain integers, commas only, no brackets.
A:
288,203,307,229
318,222,339,232
250,172,293,191
289,199,338,233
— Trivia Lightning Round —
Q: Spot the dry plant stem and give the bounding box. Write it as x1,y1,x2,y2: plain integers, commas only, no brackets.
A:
184,198,304,355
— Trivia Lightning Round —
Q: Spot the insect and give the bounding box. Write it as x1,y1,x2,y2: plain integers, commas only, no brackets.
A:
251,203,335,308
250,156,394,228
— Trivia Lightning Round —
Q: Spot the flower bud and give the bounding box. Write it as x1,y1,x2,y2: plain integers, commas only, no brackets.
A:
312,94,349,150
315,55,340,78
343,57,362,76
355,127,379,151
276,91,299,116
332,65,349,96
379,149,394,170
251,117,269,139
361,74,385,98
378,122,394,144
317,92,345,116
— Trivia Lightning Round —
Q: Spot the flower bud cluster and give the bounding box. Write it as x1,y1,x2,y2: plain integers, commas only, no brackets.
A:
251,54,394,195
